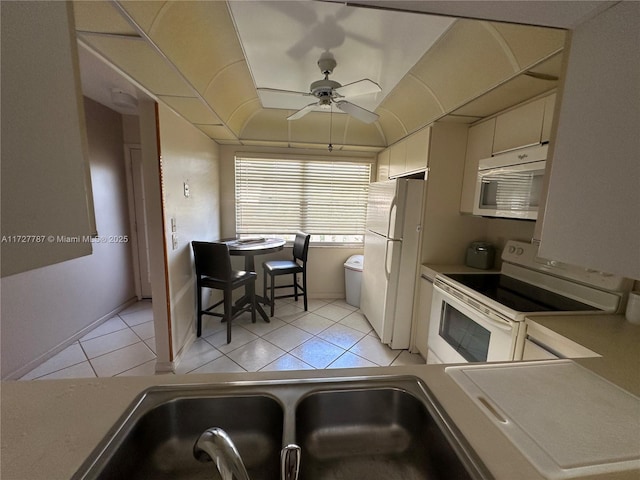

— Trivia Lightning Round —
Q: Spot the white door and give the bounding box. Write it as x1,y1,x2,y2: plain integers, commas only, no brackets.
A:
125,146,152,299
360,231,402,344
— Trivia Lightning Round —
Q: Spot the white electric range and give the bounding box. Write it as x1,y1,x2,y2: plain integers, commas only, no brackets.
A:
427,240,631,364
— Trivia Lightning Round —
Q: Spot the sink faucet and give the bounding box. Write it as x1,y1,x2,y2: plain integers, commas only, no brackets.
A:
194,427,250,480
281,444,301,480
194,427,301,480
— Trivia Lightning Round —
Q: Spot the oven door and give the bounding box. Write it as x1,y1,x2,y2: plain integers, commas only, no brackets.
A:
427,285,519,364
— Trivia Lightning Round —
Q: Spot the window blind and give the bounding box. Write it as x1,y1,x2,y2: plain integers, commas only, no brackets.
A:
235,157,371,242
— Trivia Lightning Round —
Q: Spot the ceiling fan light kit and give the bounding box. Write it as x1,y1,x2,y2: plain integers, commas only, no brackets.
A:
257,54,381,124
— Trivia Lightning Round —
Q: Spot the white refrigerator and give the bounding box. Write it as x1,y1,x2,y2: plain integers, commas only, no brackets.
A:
360,179,425,349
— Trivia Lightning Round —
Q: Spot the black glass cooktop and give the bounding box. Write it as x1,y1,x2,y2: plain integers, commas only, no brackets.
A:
445,273,599,312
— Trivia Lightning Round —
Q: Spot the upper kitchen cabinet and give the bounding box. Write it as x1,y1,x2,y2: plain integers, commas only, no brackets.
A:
1,2,96,277
540,93,556,144
537,2,640,280
460,118,496,214
376,148,390,181
386,127,430,179
388,141,407,178
405,127,431,175
493,96,547,154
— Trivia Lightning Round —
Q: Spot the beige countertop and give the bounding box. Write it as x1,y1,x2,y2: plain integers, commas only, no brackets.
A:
2,361,638,480
526,313,640,396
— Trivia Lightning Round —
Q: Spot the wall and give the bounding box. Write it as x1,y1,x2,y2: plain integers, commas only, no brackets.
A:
1,98,136,379
156,104,221,361
218,145,371,298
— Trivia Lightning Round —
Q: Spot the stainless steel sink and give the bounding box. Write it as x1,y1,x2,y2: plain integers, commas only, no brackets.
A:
296,388,478,479
72,377,492,480
74,393,283,480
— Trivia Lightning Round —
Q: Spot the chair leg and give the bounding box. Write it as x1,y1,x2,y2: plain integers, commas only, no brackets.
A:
302,269,308,311
196,283,203,337
249,281,257,324
224,288,233,344
293,273,298,301
270,273,275,317
263,266,267,301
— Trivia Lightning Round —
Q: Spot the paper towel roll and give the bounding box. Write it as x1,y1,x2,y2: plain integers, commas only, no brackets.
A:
625,291,640,324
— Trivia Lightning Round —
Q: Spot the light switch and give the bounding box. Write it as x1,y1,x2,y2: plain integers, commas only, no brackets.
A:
171,217,176,232
172,233,178,250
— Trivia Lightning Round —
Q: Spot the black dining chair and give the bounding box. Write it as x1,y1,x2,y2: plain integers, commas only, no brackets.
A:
262,232,311,317
191,241,257,343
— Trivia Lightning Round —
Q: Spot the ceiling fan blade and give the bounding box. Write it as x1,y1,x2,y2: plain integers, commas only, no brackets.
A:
334,79,381,98
287,103,318,121
335,100,379,124
257,87,311,97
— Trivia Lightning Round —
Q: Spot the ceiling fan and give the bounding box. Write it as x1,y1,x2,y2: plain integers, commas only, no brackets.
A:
257,54,381,124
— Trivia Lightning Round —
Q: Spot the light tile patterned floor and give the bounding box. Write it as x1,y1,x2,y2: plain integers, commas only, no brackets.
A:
20,297,424,381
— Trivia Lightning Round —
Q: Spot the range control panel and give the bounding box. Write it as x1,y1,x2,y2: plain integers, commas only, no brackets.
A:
502,240,631,292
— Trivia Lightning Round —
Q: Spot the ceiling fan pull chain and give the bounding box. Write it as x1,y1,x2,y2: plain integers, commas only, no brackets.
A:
328,104,333,152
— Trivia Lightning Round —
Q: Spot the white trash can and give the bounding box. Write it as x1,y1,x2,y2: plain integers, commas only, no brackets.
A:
344,254,364,308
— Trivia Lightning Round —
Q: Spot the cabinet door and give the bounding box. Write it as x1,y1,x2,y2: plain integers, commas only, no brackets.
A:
538,2,639,280
405,127,430,174
460,118,495,214
414,275,434,357
376,148,390,181
541,93,556,144
493,97,545,154
388,141,406,178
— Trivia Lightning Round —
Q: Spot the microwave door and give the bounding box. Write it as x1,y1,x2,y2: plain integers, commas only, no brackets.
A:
473,161,546,220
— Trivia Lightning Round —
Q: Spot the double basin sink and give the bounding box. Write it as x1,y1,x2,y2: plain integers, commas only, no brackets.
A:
72,375,491,480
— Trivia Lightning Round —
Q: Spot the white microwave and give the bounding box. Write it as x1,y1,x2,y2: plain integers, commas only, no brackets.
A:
473,144,548,220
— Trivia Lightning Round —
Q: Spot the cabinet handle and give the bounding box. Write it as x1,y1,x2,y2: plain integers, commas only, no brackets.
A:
517,153,528,160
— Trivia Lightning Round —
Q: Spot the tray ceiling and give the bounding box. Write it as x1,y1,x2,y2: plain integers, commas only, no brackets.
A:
74,1,567,151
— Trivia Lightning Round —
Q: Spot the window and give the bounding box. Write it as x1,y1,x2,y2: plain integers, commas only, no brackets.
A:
235,156,372,244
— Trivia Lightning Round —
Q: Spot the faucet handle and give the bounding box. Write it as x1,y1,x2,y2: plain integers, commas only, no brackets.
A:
280,444,301,480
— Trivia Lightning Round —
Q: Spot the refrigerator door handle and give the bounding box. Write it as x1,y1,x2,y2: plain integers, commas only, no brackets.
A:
387,197,398,239
384,239,392,280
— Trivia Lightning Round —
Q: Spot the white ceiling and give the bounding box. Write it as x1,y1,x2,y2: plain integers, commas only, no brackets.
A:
338,1,615,29
228,1,455,112
78,45,142,115
74,1,611,148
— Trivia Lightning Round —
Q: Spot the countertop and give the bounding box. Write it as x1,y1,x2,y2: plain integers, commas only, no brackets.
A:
2,361,638,480
526,313,640,396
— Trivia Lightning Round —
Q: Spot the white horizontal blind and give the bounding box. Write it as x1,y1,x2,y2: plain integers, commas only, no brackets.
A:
235,157,371,242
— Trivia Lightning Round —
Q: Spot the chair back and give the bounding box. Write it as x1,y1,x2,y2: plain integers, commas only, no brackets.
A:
191,241,233,280
292,232,311,263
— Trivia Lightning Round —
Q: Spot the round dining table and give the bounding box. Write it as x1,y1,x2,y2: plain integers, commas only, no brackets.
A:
222,237,286,322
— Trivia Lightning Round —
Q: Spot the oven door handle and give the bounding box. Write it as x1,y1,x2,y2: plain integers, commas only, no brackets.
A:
477,313,513,332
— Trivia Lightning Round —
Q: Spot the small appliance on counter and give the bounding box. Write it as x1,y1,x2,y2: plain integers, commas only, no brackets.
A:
465,241,495,270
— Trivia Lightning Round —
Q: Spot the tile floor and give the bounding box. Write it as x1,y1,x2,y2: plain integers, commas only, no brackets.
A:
20,297,424,381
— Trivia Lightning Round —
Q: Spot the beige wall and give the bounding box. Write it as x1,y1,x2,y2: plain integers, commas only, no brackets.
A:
1,98,136,379
156,104,221,360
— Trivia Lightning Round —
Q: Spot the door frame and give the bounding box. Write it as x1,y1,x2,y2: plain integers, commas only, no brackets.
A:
124,143,152,299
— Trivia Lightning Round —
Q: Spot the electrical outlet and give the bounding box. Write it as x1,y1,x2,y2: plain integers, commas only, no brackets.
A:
172,233,178,250
183,182,190,198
